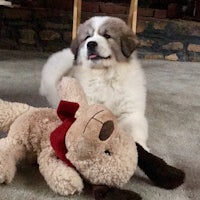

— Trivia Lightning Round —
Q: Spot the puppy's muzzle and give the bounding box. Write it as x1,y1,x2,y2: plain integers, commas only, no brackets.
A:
87,41,98,52
87,41,111,60
87,41,98,60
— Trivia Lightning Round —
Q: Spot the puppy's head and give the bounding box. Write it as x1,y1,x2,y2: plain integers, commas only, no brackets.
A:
71,16,139,69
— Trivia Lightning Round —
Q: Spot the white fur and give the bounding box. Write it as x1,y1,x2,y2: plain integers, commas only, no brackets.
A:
79,33,114,68
40,49,74,107
40,17,149,151
78,17,115,69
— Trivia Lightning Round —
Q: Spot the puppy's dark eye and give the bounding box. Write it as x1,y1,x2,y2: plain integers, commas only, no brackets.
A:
103,33,111,39
104,150,111,156
85,35,90,40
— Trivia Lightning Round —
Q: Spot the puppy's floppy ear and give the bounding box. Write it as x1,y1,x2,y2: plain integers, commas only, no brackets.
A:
121,32,139,58
70,38,79,60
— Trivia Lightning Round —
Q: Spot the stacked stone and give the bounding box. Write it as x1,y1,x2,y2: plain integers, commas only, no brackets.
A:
0,3,200,62
0,8,73,51
137,19,200,62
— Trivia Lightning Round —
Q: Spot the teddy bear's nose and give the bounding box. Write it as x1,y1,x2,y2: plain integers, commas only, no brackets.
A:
99,120,114,141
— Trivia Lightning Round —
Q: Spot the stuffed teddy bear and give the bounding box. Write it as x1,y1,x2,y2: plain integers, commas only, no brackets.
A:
0,77,138,196
0,77,185,200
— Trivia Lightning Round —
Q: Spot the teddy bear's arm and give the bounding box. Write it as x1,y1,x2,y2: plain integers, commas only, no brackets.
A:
0,99,33,132
0,136,26,184
37,147,84,196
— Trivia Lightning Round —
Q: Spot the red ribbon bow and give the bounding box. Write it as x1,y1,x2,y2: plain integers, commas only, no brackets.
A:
50,100,79,167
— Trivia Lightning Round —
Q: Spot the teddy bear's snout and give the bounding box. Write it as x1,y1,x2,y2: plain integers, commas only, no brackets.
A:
99,120,114,141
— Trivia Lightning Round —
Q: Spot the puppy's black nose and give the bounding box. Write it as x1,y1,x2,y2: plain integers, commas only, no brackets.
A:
87,41,97,50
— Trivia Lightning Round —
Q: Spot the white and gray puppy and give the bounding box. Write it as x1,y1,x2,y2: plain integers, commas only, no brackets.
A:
40,16,149,150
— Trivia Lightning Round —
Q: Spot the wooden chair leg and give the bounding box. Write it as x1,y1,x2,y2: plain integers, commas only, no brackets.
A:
72,0,137,39
72,0,82,39
128,0,138,34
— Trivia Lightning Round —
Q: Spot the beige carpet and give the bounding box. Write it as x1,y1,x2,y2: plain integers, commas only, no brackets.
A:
0,50,200,200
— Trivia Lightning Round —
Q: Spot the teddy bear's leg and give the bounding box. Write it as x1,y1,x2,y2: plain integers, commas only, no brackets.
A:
136,143,185,189
38,147,84,196
0,137,26,183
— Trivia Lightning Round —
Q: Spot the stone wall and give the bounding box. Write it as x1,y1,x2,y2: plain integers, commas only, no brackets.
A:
0,5,200,61
137,18,200,62
0,8,73,52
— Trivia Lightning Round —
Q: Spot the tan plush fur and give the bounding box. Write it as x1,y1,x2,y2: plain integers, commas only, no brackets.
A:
0,78,137,196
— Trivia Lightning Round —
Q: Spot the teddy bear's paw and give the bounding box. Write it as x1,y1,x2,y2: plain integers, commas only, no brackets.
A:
0,155,16,184
46,166,84,196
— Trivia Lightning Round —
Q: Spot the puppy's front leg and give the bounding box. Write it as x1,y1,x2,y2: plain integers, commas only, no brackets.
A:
119,113,149,151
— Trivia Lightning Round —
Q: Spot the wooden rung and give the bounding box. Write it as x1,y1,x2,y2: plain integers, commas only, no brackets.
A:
128,0,138,34
72,0,138,39
72,0,82,39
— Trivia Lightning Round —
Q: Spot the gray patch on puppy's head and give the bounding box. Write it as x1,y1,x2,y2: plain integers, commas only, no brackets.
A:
70,18,94,60
99,17,139,61
70,38,79,60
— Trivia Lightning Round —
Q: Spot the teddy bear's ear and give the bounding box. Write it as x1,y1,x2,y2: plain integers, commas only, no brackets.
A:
57,77,88,110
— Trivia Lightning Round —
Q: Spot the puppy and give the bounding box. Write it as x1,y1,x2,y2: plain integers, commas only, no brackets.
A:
40,16,149,150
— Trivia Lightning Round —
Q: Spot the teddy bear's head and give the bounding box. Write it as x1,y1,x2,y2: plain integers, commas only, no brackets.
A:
66,103,137,187
51,77,138,187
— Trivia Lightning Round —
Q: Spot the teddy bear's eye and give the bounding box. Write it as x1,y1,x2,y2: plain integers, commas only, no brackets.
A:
104,150,111,156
